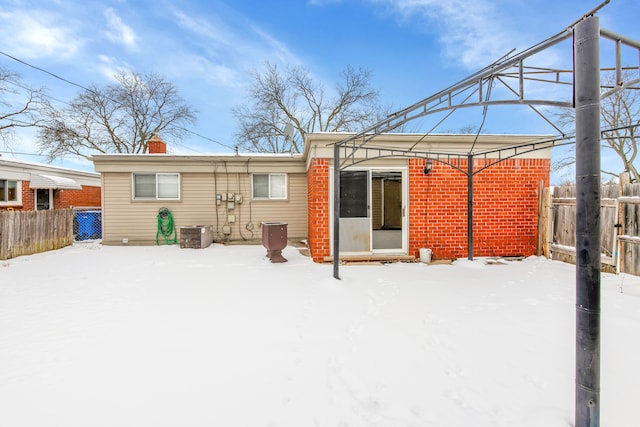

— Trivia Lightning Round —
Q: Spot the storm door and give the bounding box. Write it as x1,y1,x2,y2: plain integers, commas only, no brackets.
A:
337,169,406,254
339,170,370,252
36,189,52,210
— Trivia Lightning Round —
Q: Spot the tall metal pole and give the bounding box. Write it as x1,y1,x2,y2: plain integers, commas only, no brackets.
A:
574,15,601,427
333,143,341,280
467,154,474,260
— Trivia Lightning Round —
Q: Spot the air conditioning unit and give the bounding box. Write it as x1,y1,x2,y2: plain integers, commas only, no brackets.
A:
179,225,214,249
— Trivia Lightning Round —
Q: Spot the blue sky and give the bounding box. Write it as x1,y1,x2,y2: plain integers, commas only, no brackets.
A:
1,0,639,183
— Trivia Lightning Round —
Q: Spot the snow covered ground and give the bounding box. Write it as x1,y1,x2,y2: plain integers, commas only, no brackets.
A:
0,242,638,427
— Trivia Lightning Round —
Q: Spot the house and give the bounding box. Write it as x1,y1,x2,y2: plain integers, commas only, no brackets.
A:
92,134,308,247
0,156,101,212
92,133,551,262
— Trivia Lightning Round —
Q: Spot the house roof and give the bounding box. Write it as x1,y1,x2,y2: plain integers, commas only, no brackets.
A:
0,156,101,187
92,152,306,173
303,132,556,156
91,133,554,174
302,132,554,170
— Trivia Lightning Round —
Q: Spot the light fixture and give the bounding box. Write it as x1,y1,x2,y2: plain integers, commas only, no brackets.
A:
423,159,433,175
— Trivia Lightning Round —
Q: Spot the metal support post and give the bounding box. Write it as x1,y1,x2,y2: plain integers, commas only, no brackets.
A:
333,144,341,280
574,15,601,427
467,154,474,260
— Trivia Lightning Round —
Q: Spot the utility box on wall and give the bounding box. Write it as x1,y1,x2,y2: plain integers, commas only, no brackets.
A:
180,225,214,249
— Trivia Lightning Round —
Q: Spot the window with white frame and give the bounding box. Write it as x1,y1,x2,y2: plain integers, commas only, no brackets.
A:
0,179,21,205
133,173,180,200
252,173,287,200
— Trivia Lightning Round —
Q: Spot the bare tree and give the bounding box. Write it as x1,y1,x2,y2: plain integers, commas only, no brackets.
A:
553,70,640,182
600,73,640,181
233,62,382,153
38,71,197,160
0,67,49,148
441,124,481,134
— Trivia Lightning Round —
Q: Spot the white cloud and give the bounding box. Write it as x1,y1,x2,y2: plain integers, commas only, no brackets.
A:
171,8,237,50
246,24,302,67
167,6,301,85
0,10,82,60
370,0,522,69
161,52,242,88
104,8,137,51
306,0,342,5
96,55,132,82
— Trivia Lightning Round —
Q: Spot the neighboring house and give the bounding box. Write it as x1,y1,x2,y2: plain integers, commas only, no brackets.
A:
0,156,102,212
92,133,550,263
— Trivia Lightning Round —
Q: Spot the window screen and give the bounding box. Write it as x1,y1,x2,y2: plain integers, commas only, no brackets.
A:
340,170,368,218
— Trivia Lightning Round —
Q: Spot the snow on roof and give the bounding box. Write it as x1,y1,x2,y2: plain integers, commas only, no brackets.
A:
0,155,100,177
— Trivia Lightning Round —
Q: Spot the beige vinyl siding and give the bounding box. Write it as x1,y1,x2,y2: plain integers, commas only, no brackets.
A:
248,172,307,237
101,171,307,245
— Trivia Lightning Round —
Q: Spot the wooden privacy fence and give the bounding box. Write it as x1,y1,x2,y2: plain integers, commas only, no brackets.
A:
0,209,74,261
544,179,640,275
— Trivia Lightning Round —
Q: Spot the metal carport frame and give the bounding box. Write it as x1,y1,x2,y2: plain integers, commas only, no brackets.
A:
330,3,640,426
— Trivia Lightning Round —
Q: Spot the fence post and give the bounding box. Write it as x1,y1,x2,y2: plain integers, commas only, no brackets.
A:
616,172,630,273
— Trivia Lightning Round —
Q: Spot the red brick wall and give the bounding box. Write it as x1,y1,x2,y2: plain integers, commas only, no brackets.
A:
409,157,550,260
55,186,102,208
21,183,35,210
307,158,330,262
307,157,550,262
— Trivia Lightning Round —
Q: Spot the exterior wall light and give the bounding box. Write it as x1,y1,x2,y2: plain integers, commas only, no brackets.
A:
423,159,433,175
